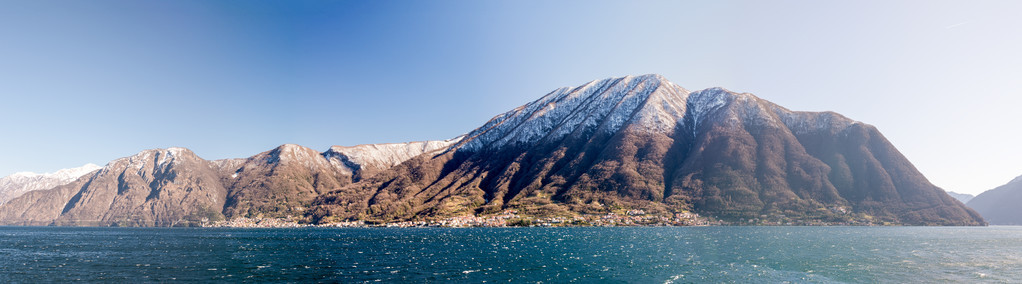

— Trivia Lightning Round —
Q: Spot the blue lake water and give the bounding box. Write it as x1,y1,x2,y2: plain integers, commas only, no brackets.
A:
1,226,1020,283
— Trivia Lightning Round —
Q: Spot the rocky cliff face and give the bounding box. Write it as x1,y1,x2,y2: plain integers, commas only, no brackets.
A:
967,176,1022,225
0,164,101,205
311,75,983,225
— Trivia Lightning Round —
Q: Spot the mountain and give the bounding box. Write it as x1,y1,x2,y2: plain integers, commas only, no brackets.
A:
0,164,101,205
310,74,984,225
220,139,462,219
946,191,975,204
0,74,984,226
0,140,457,226
0,148,227,226
967,175,1022,225
219,144,350,219
325,137,463,179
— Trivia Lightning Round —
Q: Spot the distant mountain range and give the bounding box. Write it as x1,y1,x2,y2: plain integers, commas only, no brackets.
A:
967,175,1022,225
946,191,975,204
0,75,985,226
0,164,100,205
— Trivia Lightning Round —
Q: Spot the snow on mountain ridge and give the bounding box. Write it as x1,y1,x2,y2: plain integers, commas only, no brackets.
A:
461,74,695,152
8,164,102,181
628,79,689,133
458,74,809,153
325,136,463,173
776,109,857,135
250,144,338,172
0,164,102,205
685,87,731,136
592,75,666,134
103,148,199,177
273,144,326,162
454,74,876,155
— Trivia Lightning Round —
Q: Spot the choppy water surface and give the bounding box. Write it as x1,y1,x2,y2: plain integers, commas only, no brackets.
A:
1,226,1020,283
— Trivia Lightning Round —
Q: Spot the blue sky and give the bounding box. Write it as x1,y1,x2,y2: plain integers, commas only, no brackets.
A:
1,0,1020,195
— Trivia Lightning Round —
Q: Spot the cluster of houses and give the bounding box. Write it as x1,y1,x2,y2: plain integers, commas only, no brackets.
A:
204,210,718,228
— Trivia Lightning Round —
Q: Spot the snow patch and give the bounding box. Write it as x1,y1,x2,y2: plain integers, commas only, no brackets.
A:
687,88,730,136
272,144,333,169
777,110,855,135
461,74,689,152
325,136,463,172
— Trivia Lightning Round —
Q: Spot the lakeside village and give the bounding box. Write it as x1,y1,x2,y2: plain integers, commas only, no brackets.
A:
203,205,879,228
204,210,721,228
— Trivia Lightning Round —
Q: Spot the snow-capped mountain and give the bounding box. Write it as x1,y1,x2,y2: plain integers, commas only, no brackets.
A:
459,74,689,152
0,164,101,205
0,74,984,226
313,74,983,225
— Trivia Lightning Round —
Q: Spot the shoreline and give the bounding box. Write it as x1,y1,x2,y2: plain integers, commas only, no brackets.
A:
201,210,894,228
204,211,717,228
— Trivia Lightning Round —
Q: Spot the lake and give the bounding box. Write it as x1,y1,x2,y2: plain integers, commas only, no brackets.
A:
1,226,1020,283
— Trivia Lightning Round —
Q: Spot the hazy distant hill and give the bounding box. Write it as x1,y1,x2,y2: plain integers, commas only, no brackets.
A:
967,176,1022,225
946,191,975,204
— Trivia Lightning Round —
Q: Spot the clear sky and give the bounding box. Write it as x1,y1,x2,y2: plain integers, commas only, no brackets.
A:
1,0,1019,195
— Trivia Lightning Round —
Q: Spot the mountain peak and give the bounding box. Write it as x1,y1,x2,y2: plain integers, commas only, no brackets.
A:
265,144,329,167
688,86,760,107
460,74,691,151
702,86,730,93
277,143,304,149
630,73,669,83
271,144,320,155
128,147,194,156
107,147,199,170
